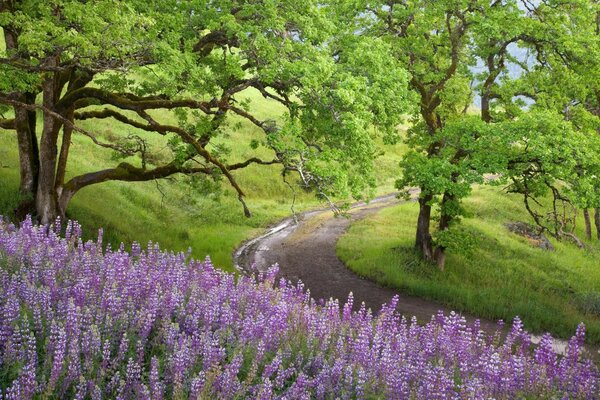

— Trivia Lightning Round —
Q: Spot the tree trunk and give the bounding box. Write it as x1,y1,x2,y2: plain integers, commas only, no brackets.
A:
55,106,74,194
433,192,455,271
595,208,600,241
14,95,39,196
433,247,446,270
415,192,434,261
583,208,592,240
57,187,76,220
51,72,93,220
36,59,63,224
4,28,39,209
36,120,61,224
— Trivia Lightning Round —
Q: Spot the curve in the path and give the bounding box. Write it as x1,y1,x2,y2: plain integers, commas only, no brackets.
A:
233,194,599,359
235,193,497,326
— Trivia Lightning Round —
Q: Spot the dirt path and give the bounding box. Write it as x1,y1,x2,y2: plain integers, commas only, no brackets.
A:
233,194,599,359
234,193,499,328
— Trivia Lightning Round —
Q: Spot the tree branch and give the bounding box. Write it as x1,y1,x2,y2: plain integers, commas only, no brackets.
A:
75,108,156,131
0,96,135,155
426,11,468,102
57,87,215,114
229,157,280,170
64,160,213,192
0,118,15,129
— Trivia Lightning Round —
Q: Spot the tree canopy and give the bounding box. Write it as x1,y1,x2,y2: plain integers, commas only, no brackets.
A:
0,0,410,223
342,0,600,268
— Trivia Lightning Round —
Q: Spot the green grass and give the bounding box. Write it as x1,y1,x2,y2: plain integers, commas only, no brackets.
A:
0,92,302,271
337,185,600,344
0,88,405,271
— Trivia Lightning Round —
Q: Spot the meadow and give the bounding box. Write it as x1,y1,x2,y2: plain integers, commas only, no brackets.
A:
3,90,599,345
3,94,296,270
338,185,600,344
0,217,597,398
2,0,600,397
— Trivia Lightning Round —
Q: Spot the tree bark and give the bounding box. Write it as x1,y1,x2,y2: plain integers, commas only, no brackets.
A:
36,58,63,224
595,208,600,241
433,192,455,271
57,187,76,220
36,121,61,224
14,94,39,196
55,106,74,193
3,28,39,202
415,192,434,261
433,248,446,270
583,208,592,240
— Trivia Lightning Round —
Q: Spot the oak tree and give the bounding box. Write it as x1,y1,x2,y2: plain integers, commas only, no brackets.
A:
351,0,600,268
0,0,410,224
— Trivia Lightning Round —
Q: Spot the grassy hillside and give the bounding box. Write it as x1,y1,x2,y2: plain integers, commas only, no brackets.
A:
1,91,302,271
0,88,405,271
337,185,600,344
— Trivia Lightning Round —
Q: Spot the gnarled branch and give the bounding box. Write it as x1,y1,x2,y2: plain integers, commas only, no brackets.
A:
0,118,15,129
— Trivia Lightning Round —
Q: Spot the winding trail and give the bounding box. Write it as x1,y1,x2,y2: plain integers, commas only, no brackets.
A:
234,193,498,328
234,193,600,359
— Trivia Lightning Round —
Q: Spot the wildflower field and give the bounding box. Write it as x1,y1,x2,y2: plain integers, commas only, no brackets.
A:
0,218,598,399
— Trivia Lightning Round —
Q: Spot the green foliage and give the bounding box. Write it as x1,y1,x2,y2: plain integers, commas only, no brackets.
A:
495,111,600,235
0,86,408,270
432,225,477,255
343,0,600,258
1,0,411,224
398,116,498,197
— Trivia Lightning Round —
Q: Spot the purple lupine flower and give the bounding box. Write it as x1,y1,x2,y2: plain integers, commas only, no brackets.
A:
189,371,206,399
48,322,67,391
0,217,598,399
149,357,163,400
256,377,274,400
73,377,87,400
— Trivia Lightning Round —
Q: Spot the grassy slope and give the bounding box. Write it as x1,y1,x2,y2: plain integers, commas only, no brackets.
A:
0,92,297,271
337,185,600,344
0,86,405,271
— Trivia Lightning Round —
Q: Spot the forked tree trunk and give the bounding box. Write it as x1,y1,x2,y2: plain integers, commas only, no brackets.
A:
36,60,63,224
583,208,592,240
415,192,434,261
50,74,93,222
